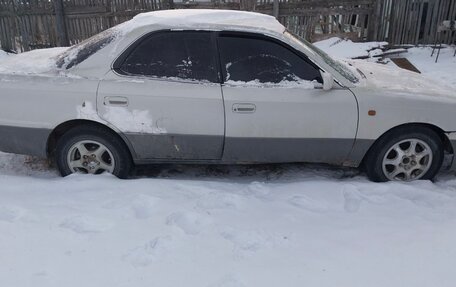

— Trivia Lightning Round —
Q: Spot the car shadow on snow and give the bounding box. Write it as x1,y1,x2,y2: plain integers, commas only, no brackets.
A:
3,152,455,183
0,152,363,182
132,162,362,182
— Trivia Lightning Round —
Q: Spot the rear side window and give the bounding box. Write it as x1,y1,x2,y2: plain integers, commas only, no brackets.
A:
218,34,322,84
119,31,218,83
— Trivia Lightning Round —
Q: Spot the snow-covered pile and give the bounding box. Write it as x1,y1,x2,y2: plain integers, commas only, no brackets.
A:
314,37,388,59
0,49,10,60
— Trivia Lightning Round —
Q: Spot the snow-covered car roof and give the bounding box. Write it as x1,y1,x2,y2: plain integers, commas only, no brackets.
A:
115,9,286,35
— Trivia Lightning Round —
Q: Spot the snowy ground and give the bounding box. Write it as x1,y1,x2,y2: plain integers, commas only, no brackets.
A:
0,50,10,60
1,42,456,287
405,47,456,88
315,37,456,88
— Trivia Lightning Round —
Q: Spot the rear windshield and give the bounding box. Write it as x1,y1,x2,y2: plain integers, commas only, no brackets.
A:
56,28,117,69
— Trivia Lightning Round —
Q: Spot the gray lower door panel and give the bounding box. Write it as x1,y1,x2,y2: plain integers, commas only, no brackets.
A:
125,133,224,160
126,134,357,164
222,137,355,164
346,139,376,166
0,125,50,157
0,125,370,166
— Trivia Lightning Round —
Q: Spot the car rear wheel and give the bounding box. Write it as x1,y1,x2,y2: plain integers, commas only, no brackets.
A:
55,126,132,178
364,126,443,182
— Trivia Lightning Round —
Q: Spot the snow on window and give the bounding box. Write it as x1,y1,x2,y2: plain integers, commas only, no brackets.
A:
225,78,317,89
219,34,322,85
56,28,118,70
119,31,218,83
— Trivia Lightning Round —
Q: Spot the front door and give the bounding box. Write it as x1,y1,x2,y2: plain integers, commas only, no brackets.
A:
217,32,358,164
97,31,224,160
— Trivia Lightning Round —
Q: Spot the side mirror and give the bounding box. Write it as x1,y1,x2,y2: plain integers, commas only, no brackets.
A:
321,71,334,91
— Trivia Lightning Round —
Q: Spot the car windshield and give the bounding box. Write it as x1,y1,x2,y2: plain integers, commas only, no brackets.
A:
56,28,117,69
285,31,359,84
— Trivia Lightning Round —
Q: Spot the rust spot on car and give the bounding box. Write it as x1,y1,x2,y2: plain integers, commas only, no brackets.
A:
368,110,376,116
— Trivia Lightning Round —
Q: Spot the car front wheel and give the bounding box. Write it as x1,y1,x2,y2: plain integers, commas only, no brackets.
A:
55,126,132,178
364,126,444,182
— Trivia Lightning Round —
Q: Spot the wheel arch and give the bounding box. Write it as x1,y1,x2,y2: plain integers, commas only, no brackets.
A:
46,119,136,159
358,122,452,168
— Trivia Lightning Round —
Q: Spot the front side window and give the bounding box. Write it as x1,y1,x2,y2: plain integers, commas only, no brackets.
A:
218,34,322,85
285,31,360,84
119,31,218,83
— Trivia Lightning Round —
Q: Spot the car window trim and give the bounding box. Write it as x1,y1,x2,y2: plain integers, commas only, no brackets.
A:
215,31,323,84
112,30,221,84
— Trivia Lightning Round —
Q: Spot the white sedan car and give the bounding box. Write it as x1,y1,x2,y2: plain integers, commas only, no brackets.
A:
0,9,455,181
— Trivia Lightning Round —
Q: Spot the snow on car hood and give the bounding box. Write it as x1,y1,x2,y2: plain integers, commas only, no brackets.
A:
0,47,68,75
350,60,455,97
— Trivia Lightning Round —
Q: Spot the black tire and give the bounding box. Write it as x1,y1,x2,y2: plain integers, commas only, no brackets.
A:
55,125,132,179
364,126,444,182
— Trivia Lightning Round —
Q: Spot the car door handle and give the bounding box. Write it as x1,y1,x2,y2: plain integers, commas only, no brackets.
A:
104,96,129,107
232,103,256,113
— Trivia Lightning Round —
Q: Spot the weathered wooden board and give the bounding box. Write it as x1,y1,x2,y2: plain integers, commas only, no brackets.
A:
391,57,421,74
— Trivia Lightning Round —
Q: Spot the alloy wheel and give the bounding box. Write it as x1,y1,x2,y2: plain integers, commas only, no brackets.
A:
66,140,115,174
382,138,433,181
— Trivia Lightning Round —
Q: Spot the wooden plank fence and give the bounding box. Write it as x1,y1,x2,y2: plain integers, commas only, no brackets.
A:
0,0,376,52
372,0,456,45
0,0,454,52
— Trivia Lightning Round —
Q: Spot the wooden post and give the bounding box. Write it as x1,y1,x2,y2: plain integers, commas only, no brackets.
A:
107,0,114,28
166,0,175,10
53,0,69,46
7,0,17,51
240,0,255,11
273,0,279,19
367,0,380,41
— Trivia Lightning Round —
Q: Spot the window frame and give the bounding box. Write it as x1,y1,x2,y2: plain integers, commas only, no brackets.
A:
112,30,222,84
215,31,323,85
112,30,323,85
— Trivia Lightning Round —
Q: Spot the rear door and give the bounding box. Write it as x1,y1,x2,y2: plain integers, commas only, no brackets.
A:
217,32,358,164
97,31,224,160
